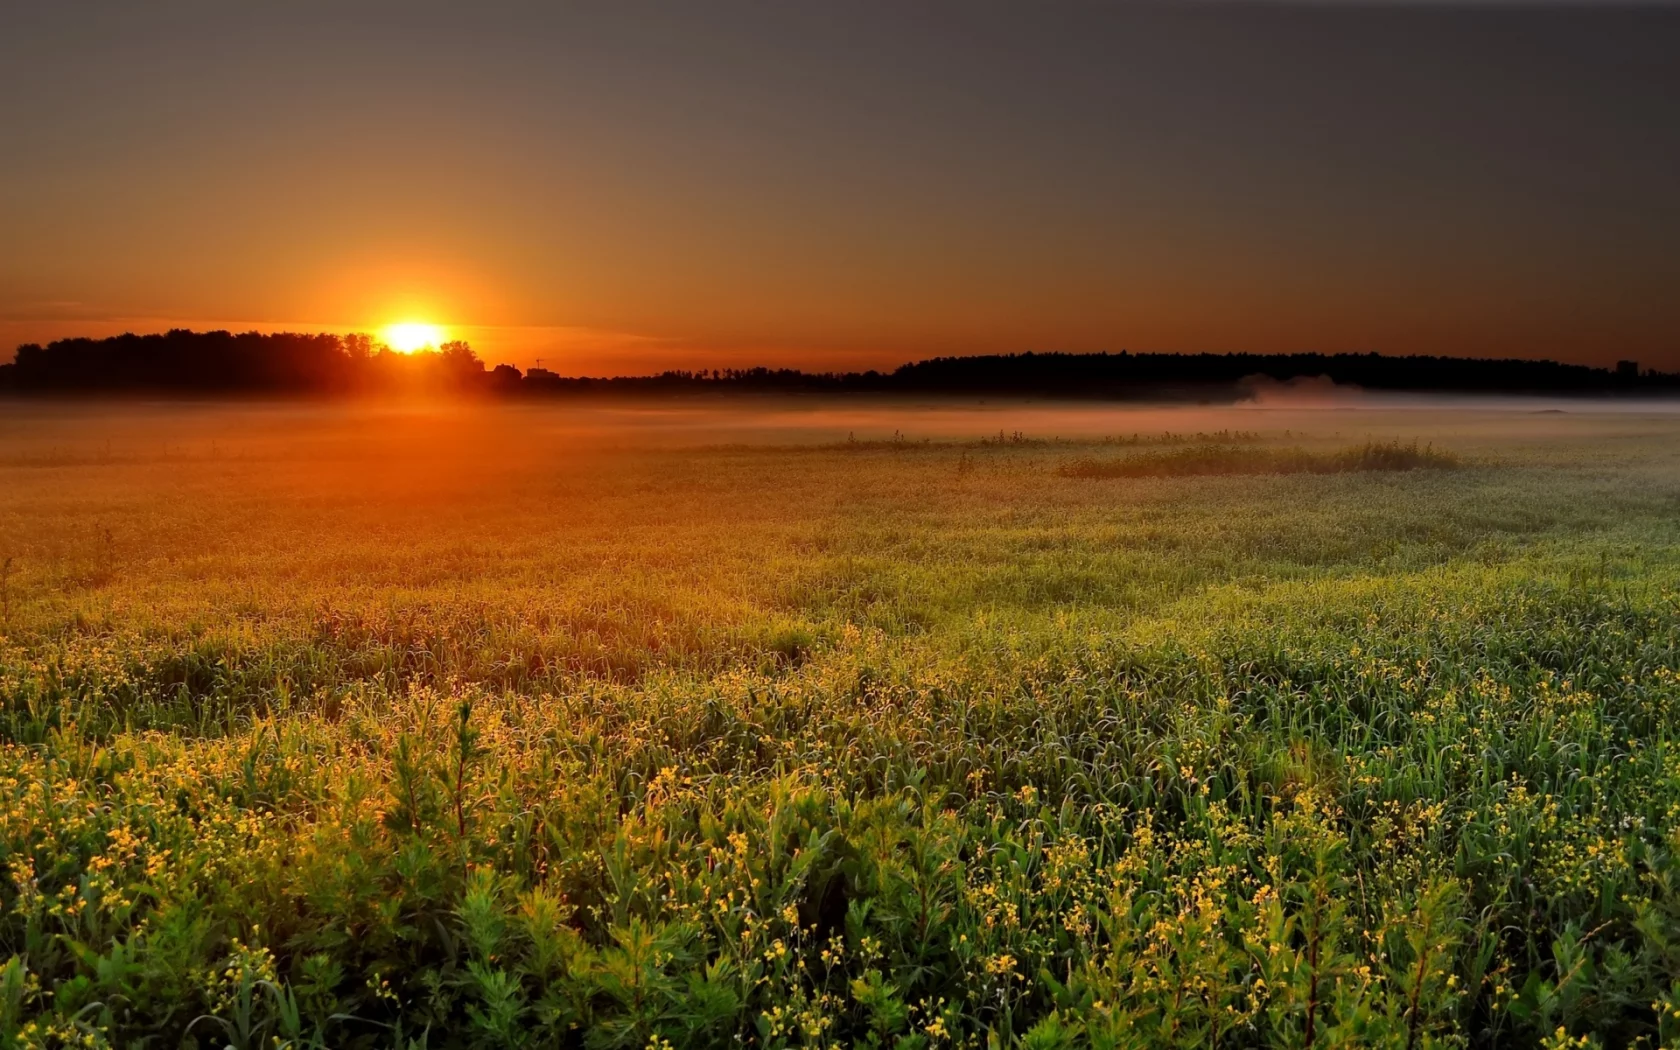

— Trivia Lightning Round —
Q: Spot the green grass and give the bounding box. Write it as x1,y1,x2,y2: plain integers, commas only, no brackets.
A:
1,401,1679,1048
1058,439,1460,479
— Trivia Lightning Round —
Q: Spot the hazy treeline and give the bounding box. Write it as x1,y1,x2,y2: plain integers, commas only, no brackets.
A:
892,350,1672,395
2,329,1675,397
0,330,521,395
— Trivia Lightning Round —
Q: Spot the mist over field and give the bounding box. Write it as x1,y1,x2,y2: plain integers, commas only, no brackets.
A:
5,398,1680,1047
8,392,1677,460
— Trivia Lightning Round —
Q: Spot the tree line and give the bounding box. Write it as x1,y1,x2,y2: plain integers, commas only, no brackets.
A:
0,330,519,395
1,329,1674,397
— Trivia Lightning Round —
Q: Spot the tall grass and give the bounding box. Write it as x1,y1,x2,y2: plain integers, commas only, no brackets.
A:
0,408,1673,1048
1059,439,1459,478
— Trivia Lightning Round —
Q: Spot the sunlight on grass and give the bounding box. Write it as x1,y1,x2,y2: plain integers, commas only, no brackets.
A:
0,404,1676,1047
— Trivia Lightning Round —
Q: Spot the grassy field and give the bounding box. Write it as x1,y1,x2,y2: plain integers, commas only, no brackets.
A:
3,397,1680,1049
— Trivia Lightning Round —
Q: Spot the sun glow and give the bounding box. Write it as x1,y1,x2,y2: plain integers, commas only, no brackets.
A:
383,322,446,353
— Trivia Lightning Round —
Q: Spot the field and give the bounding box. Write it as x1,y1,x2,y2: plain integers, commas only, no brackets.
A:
3,397,1680,1049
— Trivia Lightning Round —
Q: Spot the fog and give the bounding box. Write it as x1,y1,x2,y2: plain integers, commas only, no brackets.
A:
5,393,1680,475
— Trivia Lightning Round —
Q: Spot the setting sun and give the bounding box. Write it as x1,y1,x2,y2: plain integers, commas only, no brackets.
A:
383,322,445,354
9,6,1680,1044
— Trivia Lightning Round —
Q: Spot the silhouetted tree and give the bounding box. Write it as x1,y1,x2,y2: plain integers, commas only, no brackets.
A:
3,333,1676,398
0,329,509,396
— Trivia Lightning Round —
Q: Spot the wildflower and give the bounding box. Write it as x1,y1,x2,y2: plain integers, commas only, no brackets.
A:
983,954,1017,977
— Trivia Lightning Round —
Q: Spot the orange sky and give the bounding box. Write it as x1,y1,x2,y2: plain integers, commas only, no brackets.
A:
3,5,1678,374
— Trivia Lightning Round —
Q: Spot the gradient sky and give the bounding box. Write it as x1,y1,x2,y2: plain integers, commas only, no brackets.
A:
4,2,1678,374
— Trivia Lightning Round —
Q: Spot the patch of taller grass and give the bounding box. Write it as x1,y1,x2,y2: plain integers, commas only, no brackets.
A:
1058,438,1460,478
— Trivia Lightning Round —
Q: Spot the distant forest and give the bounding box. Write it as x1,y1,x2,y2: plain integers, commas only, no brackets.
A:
2,328,1675,398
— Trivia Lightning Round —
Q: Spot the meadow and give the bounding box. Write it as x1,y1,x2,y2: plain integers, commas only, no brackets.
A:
2,396,1679,1049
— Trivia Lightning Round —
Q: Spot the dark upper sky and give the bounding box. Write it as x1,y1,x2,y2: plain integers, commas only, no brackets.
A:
3,2,1678,372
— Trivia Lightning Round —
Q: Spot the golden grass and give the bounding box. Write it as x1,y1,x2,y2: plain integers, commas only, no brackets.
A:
0,400,1678,1047
1057,439,1460,478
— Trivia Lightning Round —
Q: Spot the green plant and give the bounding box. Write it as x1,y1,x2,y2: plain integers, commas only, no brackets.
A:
0,405,1676,1046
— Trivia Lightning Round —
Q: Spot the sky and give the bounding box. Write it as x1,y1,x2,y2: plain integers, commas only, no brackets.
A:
3,2,1678,375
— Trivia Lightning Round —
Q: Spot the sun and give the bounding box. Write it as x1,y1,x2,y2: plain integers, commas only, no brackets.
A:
382,322,446,354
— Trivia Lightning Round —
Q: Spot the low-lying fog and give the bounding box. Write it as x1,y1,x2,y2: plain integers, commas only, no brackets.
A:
7,392,1680,521
6,391,1680,486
